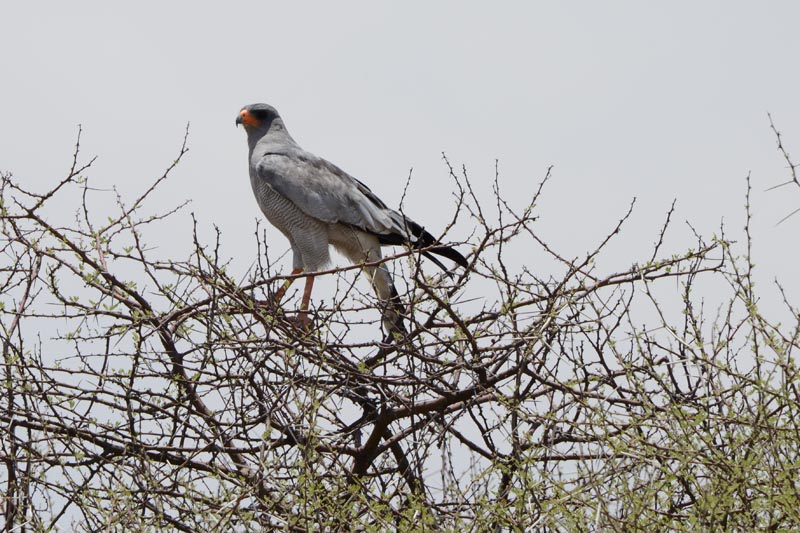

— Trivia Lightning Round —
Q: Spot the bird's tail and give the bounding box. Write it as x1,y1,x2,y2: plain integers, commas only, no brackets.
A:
369,263,406,339
378,218,469,272
383,275,407,339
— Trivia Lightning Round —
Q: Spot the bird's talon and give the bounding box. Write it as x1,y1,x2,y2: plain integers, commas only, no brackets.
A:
290,313,315,332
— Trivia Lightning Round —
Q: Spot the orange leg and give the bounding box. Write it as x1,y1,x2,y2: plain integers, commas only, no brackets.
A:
272,267,303,305
296,275,315,328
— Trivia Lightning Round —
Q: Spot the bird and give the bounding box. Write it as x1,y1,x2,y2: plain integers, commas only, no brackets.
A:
236,103,468,336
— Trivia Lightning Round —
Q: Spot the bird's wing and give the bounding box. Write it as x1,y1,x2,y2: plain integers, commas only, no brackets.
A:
255,150,410,238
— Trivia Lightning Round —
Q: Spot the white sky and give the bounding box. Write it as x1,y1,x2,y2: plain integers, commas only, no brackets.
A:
2,2,799,307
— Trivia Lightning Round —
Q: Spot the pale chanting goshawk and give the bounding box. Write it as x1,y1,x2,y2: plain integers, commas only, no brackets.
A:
236,103,467,334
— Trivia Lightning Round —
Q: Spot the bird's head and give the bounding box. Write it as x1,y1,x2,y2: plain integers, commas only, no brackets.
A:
236,103,284,136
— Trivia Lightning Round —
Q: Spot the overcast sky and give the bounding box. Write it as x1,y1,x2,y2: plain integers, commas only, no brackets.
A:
2,2,799,307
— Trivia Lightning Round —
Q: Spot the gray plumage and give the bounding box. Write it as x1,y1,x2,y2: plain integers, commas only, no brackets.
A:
236,103,467,334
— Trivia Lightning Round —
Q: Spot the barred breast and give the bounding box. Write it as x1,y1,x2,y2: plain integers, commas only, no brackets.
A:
249,175,332,271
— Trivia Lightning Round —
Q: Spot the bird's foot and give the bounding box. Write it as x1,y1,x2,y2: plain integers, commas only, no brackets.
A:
252,297,286,319
289,312,315,333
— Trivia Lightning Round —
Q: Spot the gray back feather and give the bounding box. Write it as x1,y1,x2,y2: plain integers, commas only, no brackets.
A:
254,146,412,239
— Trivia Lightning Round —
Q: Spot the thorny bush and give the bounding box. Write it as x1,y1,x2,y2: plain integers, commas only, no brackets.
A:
2,128,800,532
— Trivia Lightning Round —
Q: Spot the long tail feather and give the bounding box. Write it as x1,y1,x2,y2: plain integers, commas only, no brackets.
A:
376,219,468,270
